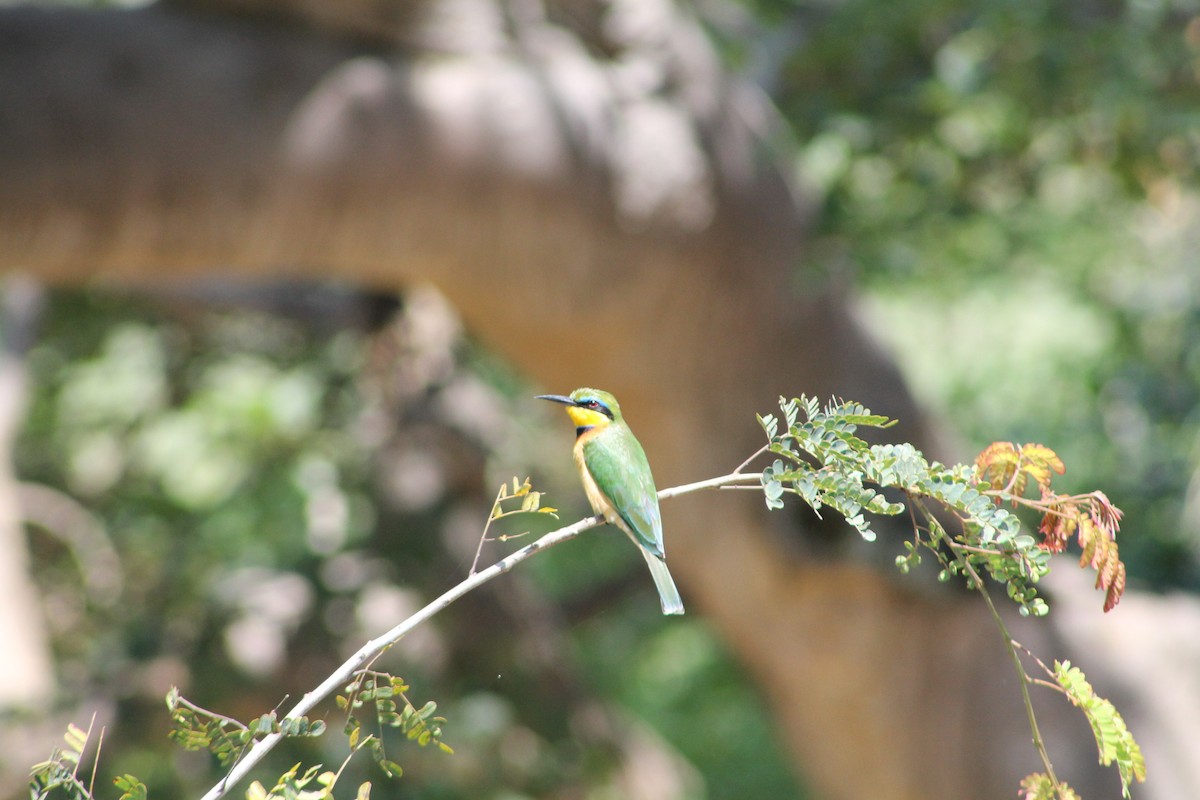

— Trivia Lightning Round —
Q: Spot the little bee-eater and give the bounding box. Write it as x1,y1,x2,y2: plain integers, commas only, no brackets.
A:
536,388,684,615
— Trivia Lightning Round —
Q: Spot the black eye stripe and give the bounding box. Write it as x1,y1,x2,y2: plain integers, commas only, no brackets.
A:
577,398,613,418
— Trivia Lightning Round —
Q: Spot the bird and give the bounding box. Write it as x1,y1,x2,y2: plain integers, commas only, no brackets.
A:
536,388,684,615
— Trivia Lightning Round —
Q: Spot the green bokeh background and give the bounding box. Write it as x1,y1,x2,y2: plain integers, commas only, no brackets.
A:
12,0,1200,797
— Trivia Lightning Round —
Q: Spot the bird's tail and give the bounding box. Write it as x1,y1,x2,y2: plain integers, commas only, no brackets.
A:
640,548,685,615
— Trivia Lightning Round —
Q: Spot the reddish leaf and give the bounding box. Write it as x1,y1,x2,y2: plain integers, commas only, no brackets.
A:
1077,518,1101,569
1074,514,1128,612
1019,443,1065,494
1089,490,1123,536
1104,561,1127,613
1038,497,1076,553
975,442,1020,490
1096,546,1117,590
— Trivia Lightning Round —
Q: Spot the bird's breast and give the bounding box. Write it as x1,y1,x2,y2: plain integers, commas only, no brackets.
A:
573,437,617,522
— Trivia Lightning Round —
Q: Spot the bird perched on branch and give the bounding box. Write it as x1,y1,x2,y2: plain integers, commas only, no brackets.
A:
536,388,684,615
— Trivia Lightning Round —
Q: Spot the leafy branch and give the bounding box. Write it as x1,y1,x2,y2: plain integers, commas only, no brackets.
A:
1044,659,1145,798
166,687,327,768
338,670,453,779
30,718,147,800
975,442,1126,612
30,394,1141,800
755,395,1142,798
757,396,1126,617
1010,650,1146,800
470,477,559,574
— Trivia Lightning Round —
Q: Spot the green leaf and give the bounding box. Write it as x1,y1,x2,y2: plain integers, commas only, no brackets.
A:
782,397,800,428
64,723,90,756
1055,661,1146,797
763,478,785,510
114,775,148,800
295,764,324,788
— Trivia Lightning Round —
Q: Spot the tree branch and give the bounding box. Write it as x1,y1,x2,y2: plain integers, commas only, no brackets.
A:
200,470,762,800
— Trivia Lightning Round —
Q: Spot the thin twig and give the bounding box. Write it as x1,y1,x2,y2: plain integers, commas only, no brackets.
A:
469,484,506,575
1014,639,1058,680
173,694,254,733
1030,678,1064,693
71,714,94,782
959,557,1064,794
88,724,103,799
945,540,1005,557
733,444,770,474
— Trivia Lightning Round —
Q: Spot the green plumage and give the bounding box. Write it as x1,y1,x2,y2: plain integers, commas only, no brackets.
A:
581,425,665,558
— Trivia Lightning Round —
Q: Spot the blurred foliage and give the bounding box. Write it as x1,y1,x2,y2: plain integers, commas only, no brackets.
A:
716,0,1200,589
19,290,380,797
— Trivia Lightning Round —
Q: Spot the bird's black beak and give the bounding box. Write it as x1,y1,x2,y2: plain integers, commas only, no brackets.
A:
535,394,576,406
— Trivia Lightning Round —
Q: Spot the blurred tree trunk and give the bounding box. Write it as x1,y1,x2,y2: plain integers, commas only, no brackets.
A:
0,2,1156,797
0,279,53,708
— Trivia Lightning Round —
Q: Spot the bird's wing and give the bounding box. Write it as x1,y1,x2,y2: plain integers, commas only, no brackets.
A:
582,428,665,558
